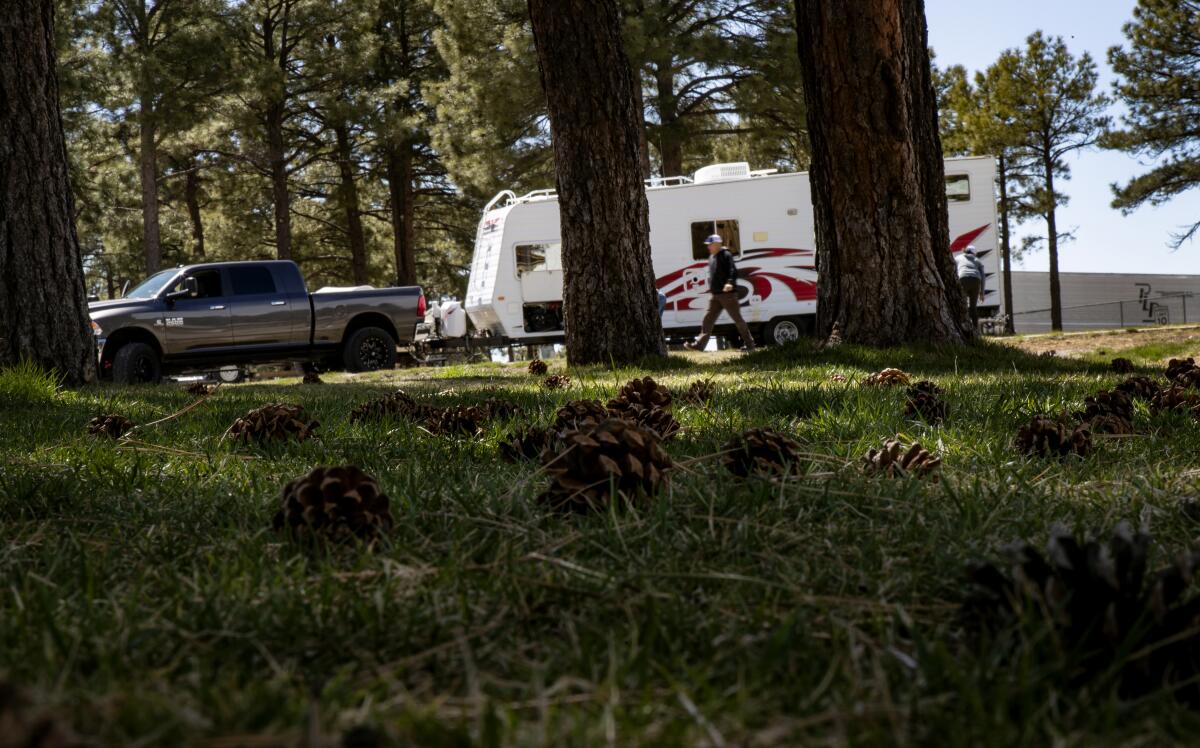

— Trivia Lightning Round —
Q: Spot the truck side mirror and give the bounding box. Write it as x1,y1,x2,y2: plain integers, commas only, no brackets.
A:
165,276,198,302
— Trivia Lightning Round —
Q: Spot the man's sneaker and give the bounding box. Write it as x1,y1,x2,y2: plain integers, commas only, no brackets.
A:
683,341,699,351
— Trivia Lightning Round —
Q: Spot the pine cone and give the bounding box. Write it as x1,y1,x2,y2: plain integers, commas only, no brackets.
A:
302,371,324,385
186,381,213,397
964,524,1200,703
613,403,680,440
499,425,554,462
1075,389,1134,424
1110,357,1135,374
908,380,943,396
429,405,488,437
0,680,83,748
1152,385,1200,415
1088,414,1134,435
861,368,911,387
1166,357,1197,383
678,379,715,405
542,373,571,390
528,359,548,376
1015,414,1091,458
227,403,318,444
539,418,672,512
862,439,941,479
272,465,392,542
481,397,521,421
610,376,673,410
1115,376,1161,402
349,390,419,424
904,382,946,423
552,399,608,433
87,413,135,439
830,373,847,383
1175,367,1200,390
721,427,804,477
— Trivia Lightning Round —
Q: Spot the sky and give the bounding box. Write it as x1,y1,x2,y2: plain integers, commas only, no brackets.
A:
924,0,1198,275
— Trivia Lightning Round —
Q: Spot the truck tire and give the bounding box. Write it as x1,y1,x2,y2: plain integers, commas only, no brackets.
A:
764,317,805,346
112,342,161,384
343,327,398,372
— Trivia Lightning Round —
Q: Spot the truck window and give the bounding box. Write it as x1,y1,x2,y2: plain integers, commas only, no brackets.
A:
691,220,740,260
515,242,561,275
945,174,970,202
171,269,223,299
229,266,277,296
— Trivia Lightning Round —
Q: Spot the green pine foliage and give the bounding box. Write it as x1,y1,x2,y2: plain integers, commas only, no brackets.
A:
1104,0,1200,248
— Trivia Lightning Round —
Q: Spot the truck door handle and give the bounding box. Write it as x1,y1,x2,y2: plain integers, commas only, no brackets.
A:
270,300,286,306
209,304,225,310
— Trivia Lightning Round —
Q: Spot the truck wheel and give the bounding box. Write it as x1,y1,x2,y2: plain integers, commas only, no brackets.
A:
215,366,244,384
112,342,161,385
764,317,804,346
343,327,397,372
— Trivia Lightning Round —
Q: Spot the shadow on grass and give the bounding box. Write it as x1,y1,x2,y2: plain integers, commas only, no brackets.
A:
718,339,1108,377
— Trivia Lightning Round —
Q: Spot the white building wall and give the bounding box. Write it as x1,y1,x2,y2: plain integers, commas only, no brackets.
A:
1010,271,1200,333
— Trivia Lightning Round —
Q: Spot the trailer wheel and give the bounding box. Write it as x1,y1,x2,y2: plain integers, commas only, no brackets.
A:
343,326,398,372
112,342,161,385
764,317,804,346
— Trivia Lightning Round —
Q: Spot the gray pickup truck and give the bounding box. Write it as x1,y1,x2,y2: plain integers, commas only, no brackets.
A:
89,260,424,383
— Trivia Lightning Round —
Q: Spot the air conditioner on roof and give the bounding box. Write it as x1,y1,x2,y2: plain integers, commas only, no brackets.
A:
693,162,751,184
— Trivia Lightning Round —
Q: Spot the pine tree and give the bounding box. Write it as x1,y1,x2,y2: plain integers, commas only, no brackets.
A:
794,0,972,345
89,0,227,274
1005,32,1110,331
1104,0,1200,248
0,0,98,383
937,55,1038,334
527,0,664,364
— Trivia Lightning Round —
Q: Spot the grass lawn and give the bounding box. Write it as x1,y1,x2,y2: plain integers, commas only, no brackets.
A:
4,337,1200,746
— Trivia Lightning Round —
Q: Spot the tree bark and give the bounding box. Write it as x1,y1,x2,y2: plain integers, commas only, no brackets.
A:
528,0,663,365
266,104,292,260
386,142,417,287
794,0,972,346
1043,145,1062,331
632,75,652,179
997,153,1015,333
184,158,205,259
138,112,162,274
334,123,368,286
0,0,97,383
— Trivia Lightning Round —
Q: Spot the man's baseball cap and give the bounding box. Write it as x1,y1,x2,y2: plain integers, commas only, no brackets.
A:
704,234,723,245
964,244,977,256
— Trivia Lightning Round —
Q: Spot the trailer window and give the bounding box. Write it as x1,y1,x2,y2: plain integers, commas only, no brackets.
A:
515,242,561,275
945,174,970,202
691,220,740,260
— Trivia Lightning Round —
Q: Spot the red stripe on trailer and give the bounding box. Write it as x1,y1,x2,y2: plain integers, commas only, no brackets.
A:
950,224,990,252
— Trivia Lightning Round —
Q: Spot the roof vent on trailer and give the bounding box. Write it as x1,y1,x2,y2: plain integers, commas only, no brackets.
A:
693,162,751,184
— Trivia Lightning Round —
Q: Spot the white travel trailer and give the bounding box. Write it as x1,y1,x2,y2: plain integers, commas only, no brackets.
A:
465,156,1002,346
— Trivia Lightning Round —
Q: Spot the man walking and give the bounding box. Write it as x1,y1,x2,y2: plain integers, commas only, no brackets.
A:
684,235,756,352
955,245,986,326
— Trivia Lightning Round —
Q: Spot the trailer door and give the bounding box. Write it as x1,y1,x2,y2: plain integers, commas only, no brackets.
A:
515,241,562,303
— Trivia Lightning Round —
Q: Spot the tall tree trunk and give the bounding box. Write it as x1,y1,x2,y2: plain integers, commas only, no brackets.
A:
386,142,417,287
138,112,162,274
266,105,292,260
794,0,971,346
184,159,205,259
632,77,652,179
997,153,1015,333
528,0,663,365
1043,146,1062,331
653,64,684,178
0,0,97,383
334,123,368,285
